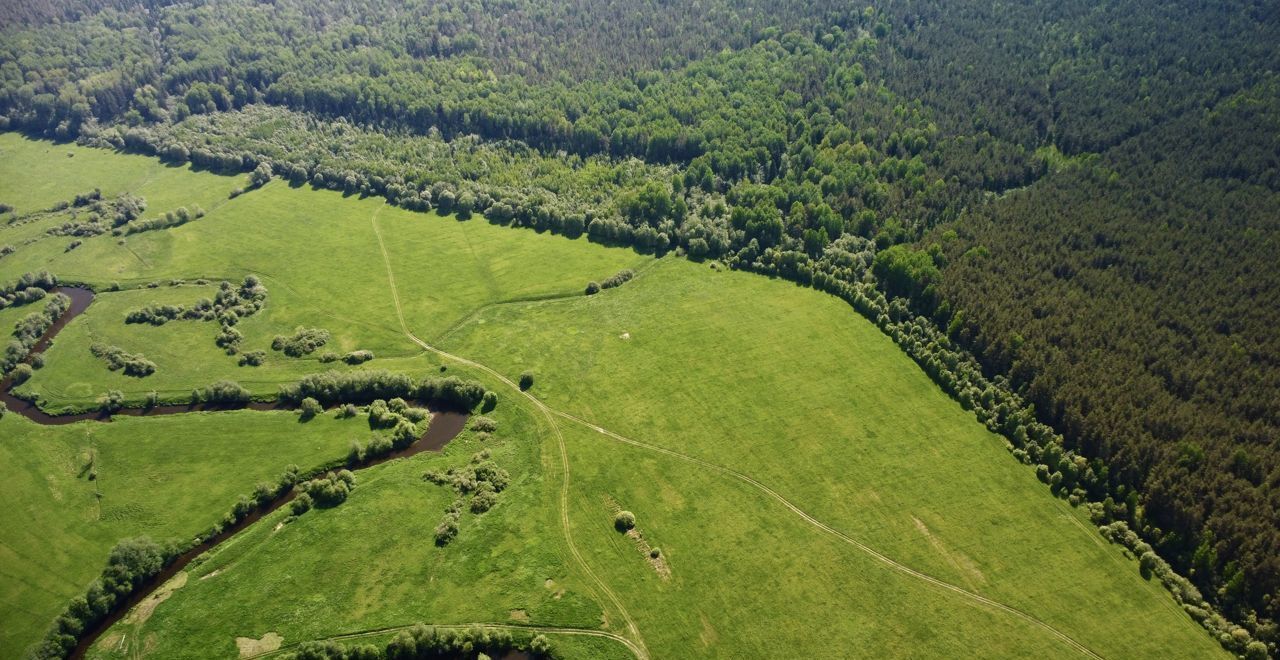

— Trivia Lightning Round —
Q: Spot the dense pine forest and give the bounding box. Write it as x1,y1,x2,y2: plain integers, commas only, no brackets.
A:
2,0,1278,653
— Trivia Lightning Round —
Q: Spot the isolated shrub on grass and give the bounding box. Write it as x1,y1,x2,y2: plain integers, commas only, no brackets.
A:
650,547,662,558
272,327,330,357
238,350,266,367
301,470,356,508
434,511,461,545
481,390,497,412
90,343,156,377
299,397,323,421
518,371,535,390
614,511,636,531
601,269,635,289
342,349,374,365
336,403,359,418
585,281,600,295
471,416,497,433
318,351,339,363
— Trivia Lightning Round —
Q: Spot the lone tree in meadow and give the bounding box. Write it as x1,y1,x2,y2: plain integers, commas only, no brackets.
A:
614,510,636,532
518,371,535,391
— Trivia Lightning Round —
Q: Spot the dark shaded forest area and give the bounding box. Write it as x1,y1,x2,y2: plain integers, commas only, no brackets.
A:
1,0,1278,647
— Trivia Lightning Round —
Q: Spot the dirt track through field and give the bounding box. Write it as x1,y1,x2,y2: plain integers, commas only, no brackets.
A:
372,207,652,660
370,205,1105,660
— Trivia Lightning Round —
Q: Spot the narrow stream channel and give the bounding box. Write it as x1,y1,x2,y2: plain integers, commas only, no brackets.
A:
1,286,472,657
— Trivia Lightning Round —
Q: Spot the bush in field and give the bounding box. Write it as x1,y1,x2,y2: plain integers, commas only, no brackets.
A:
342,349,374,365
470,486,498,513
299,397,323,421
601,269,635,289
470,416,497,433
318,351,339,363
272,327,330,357
518,371,535,390
90,343,156,377
434,511,460,545
336,403,359,419
481,390,497,412
301,470,356,508
585,281,600,295
614,510,636,531
238,350,266,367
290,492,313,516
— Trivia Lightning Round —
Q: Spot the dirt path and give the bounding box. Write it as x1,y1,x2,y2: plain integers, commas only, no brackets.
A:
551,409,1105,659
371,205,1105,660
371,206,651,660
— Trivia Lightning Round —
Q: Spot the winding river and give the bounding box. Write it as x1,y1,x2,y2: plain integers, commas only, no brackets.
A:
1,286,470,658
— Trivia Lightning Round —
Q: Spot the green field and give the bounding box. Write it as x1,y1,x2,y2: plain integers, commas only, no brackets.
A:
0,133,1225,659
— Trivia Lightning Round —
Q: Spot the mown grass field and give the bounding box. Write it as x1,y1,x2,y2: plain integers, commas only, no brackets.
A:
1,133,1226,659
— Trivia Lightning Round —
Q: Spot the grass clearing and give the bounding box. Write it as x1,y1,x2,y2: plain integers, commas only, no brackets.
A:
440,257,1223,658
0,410,364,656
1,135,1225,659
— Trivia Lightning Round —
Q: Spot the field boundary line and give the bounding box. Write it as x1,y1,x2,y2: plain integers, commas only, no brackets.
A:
371,204,650,660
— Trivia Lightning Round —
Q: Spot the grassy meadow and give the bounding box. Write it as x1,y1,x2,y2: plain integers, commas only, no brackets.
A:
1,133,1225,659
0,410,366,656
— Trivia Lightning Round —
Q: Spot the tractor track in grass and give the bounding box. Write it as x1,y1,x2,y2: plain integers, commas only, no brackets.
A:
245,622,643,659
372,206,651,660
371,205,1103,660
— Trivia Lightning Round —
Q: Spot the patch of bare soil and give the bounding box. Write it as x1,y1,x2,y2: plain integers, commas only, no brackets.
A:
603,495,671,580
236,632,283,658
124,571,188,626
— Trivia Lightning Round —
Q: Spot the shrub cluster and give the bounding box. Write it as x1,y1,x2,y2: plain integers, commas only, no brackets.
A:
423,450,510,545
120,205,204,235
272,326,330,357
298,470,357,508
0,270,58,310
124,276,267,356
90,343,156,377
238,350,266,367
341,349,374,365
30,537,175,659
201,380,252,404
280,370,486,411
601,269,635,289
3,289,70,377
124,304,184,325
0,245,14,259
285,624,552,660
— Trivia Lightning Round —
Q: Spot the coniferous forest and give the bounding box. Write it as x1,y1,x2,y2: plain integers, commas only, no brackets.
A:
2,0,1279,655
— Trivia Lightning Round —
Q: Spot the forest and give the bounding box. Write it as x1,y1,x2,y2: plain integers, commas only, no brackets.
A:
1,0,1278,655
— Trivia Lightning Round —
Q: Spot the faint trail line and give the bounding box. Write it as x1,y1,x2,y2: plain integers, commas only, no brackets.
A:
370,206,651,660
549,409,1105,660
373,207,1098,659
246,622,642,659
